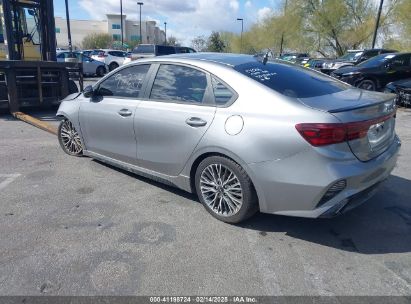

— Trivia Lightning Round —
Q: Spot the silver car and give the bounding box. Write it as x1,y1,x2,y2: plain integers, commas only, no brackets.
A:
56,53,401,223
57,51,107,77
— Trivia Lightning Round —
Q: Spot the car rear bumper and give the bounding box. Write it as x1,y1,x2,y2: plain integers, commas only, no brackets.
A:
247,135,401,218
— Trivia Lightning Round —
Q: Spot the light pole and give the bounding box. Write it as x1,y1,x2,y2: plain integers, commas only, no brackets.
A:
372,0,384,49
137,2,143,44
64,0,73,54
164,22,167,45
120,0,124,48
237,18,243,53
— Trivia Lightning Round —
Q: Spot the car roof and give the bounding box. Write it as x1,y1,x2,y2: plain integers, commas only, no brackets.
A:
148,53,258,67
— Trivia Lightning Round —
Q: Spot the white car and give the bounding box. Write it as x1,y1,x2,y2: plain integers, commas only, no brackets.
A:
90,49,127,71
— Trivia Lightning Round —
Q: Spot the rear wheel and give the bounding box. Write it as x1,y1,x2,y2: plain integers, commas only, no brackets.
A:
109,62,119,71
96,66,106,77
357,79,376,91
195,156,258,223
58,119,83,156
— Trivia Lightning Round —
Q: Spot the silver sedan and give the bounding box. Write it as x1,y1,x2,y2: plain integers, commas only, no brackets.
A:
56,53,401,223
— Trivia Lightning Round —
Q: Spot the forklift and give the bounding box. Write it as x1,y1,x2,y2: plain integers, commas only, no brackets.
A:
0,0,82,113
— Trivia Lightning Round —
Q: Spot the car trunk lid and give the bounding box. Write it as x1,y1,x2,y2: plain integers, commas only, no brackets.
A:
299,88,397,162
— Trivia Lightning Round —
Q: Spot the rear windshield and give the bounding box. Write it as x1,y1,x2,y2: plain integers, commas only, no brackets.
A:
133,45,155,54
357,53,396,68
91,50,104,56
234,61,350,98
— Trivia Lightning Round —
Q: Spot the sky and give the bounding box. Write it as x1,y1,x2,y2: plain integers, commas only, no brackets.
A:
53,0,282,45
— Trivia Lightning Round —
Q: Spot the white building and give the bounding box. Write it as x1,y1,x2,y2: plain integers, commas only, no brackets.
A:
55,14,166,49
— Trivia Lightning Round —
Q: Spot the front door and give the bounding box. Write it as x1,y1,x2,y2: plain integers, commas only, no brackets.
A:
79,64,151,164
135,64,216,176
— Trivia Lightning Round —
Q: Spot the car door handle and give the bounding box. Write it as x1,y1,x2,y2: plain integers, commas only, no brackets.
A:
118,109,132,117
186,117,207,127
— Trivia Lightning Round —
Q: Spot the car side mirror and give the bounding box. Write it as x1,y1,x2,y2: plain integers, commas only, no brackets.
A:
83,85,94,98
385,62,393,70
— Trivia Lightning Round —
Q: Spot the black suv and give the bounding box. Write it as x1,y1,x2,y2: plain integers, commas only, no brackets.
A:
331,52,411,91
322,49,397,74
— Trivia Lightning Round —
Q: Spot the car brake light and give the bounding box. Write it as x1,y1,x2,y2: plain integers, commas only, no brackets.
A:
295,113,394,147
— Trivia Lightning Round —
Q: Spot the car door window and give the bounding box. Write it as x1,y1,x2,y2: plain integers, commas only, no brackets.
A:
391,55,411,68
211,76,234,105
150,64,209,104
97,64,150,98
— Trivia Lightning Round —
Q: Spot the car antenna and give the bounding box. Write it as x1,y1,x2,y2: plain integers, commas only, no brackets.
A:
262,48,273,65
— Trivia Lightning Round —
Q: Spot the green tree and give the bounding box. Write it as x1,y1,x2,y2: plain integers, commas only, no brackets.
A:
81,33,113,49
207,31,225,52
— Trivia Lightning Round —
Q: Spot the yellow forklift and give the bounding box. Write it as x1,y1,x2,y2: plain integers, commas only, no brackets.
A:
0,0,82,113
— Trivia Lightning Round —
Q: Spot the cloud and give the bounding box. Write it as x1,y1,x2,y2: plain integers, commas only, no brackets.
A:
257,7,273,22
245,1,252,9
229,0,239,11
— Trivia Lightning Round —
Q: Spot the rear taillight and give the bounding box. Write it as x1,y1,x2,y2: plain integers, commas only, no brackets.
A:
295,113,394,147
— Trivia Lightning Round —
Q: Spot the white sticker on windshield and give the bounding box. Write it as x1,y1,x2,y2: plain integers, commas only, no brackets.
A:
244,68,277,82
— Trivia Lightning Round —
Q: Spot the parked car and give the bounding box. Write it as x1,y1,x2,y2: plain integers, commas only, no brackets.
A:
322,49,397,74
175,46,197,54
56,53,400,223
331,52,411,91
279,53,310,63
385,78,411,107
90,49,127,71
124,45,197,64
56,51,107,77
79,49,94,57
304,58,331,70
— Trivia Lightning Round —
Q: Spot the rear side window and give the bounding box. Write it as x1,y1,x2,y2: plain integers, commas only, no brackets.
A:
97,64,150,98
156,46,176,56
211,76,234,105
133,45,155,54
234,61,349,98
150,64,208,103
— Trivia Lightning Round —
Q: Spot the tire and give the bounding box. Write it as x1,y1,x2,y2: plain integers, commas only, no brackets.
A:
96,66,106,77
58,119,83,157
109,62,119,71
357,79,376,91
195,156,258,223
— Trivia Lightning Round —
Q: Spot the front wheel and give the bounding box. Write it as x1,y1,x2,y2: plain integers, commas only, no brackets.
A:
357,79,376,91
195,156,258,223
109,62,119,71
96,66,106,77
58,119,83,156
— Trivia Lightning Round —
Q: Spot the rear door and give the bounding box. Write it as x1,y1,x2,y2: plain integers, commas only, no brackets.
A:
79,64,151,164
134,63,216,176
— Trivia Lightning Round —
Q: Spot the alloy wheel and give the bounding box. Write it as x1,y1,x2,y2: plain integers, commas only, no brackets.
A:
59,120,83,155
199,164,243,217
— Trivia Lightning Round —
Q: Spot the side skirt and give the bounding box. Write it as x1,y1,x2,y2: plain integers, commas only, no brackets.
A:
83,150,193,193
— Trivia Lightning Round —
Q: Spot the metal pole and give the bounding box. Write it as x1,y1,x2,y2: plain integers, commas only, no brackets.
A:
137,2,143,44
120,0,124,48
237,18,243,53
279,0,288,56
372,0,384,49
65,0,73,54
164,22,167,45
